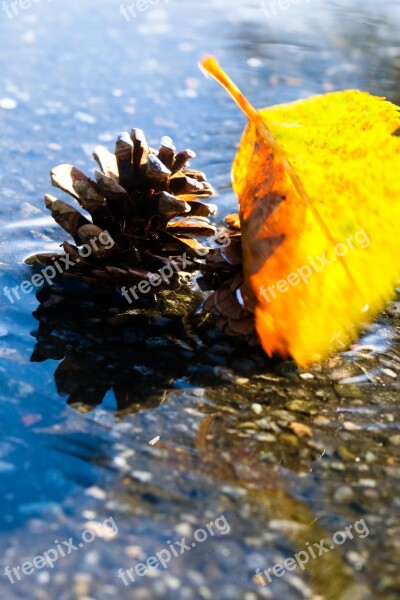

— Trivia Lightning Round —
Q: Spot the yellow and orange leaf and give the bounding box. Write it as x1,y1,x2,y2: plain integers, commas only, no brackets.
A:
200,56,400,366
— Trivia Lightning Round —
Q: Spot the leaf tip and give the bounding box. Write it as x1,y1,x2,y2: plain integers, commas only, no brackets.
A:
198,55,219,80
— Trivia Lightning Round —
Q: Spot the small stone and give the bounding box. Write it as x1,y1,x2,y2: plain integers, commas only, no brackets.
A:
247,57,263,68
381,368,397,378
365,451,377,463
273,409,295,421
334,383,362,398
192,388,205,397
346,551,367,570
358,479,376,488
269,519,305,534
82,510,97,520
164,575,180,590
313,415,330,425
331,461,346,471
343,421,361,431
299,372,314,380
175,522,192,537
83,521,117,541
125,545,144,558
334,485,354,502
287,574,314,597
75,111,97,124
338,445,357,461
84,550,99,565
390,434,400,446
132,470,153,482
113,456,128,469
286,400,313,414
254,417,273,430
251,403,263,415
0,98,17,109
280,433,299,449
85,486,106,500
256,433,276,443
37,571,50,584
213,367,249,385
289,422,312,438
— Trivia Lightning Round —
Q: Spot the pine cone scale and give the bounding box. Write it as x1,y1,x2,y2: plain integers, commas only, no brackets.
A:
27,128,217,294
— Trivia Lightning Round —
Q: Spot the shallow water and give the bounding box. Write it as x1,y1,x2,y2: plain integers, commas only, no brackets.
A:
1,0,400,598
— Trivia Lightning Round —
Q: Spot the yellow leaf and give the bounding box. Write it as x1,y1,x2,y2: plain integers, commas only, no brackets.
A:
200,56,400,366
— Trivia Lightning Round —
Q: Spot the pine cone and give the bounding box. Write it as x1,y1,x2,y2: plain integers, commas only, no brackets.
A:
26,129,217,295
199,213,259,345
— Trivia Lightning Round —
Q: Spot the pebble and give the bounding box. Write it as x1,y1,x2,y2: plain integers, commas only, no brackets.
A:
346,550,367,570
125,545,144,558
343,421,362,431
113,456,129,470
358,479,377,488
132,470,153,482
165,574,181,589
287,573,314,597
82,510,97,520
286,400,314,414
299,372,314,380
256,433,276,443
85,486,107,500
382,368,397,378
251,403,263,415
269,519,306,534
192,388,206,397
149,435,160,445
334,383,363,398
175,522,192,537
334,485,354,502
289,422,312,438
247,57,263,68
37,571,50,584
84,551,99,566
365,451,377,463
313,415,331,425
75,111,96,124
389,434,400,446
84,521,116,541
0,97,17,109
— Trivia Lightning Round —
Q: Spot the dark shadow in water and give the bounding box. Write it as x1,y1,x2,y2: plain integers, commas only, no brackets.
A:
30,282,267,415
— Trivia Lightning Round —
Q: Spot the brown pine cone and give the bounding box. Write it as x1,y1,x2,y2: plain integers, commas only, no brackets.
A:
25,129,217,296
199,213,259,345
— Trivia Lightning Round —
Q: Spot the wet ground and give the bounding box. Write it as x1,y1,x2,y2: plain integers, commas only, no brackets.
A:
1,0,400,598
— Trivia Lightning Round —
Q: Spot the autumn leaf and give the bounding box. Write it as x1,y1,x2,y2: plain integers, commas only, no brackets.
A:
200,56,400,366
